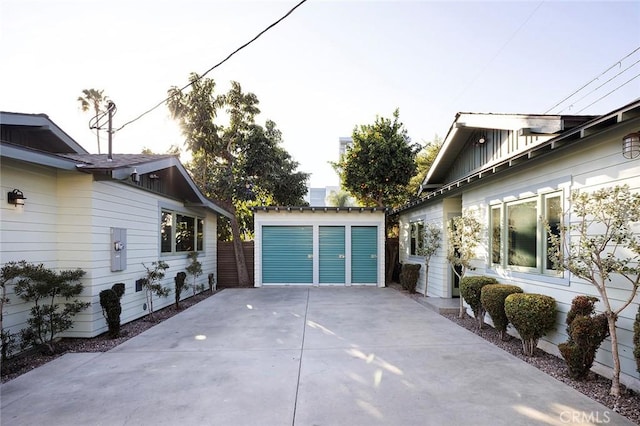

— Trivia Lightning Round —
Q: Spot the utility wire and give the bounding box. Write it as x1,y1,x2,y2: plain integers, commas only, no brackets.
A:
576,72,640,113
115,0,308,133
557,58,640,114
544,45,640,114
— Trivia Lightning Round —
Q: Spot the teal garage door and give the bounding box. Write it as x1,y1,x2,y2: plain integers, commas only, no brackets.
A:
319,226,346,284
262,226,313,284
351,226,378,284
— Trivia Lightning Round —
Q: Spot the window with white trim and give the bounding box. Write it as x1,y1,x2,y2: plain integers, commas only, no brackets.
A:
490,191,562,274
410,220,424,255
161,210,204,254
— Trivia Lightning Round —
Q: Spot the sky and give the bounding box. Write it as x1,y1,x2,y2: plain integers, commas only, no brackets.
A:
1,0,639,187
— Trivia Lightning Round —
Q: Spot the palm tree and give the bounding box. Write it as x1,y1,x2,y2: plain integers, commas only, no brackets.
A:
77,89,109,154
327,190,353,207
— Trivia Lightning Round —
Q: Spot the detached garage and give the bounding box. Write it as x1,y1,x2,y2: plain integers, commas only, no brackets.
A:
253,207,386,287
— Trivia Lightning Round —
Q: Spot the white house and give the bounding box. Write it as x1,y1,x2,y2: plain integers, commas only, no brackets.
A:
395,100,640,390
0,112,231,340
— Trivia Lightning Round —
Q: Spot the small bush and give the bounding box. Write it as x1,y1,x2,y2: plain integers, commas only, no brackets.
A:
480,284,523,339
399,263,421,293
505,293,557,356
99,283,126,338
174,272,188,310
634,304,640,374
460,276,498,328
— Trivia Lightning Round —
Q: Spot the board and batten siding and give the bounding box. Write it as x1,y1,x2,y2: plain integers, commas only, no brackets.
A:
459,124,640,389
1,161,219,339
254,210,385,287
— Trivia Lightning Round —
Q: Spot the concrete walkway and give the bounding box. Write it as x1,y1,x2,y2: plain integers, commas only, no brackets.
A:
1,288,633,425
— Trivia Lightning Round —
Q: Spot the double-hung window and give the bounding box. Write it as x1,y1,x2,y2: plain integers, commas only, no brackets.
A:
161,210,204,254
490,191,562,274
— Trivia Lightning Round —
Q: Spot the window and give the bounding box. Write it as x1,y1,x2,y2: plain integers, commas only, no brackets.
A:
490,191,562,274
161,210,204,254
410,220,424,255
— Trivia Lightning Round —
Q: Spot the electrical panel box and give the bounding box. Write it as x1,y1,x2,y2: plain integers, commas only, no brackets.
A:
111,228,127,272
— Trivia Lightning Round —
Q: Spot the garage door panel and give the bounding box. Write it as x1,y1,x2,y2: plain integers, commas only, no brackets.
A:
319,226,345,284
351,226,377,284
262,226,313,284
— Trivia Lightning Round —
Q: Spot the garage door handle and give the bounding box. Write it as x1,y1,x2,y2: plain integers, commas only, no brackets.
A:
338,254,345,259
370,254,377,259
307,254,313,259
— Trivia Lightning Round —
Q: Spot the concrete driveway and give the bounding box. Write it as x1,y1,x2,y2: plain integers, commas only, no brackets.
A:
1,288,633,425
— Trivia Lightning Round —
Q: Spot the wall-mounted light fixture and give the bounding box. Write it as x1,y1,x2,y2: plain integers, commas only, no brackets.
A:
7,189,26,206
622,132,640,159
131,168,140,183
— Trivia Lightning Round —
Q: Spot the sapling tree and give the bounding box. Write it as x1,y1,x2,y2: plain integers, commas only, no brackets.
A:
416,222,441,297
141,261,170,319
186,251,203,297
548,185,640,397
446,211,483,318
13,263,89,354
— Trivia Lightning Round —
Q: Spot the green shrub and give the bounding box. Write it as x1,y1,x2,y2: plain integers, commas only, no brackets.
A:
99,283,126,338
505,293,557,356
634,304,640,374
558,296,609,380
399,263,421,293
460,276,498,328
174,272,188,310
480,284,523,339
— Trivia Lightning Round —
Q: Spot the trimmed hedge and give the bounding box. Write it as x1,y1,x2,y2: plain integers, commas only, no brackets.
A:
505,293,557,356
480,284,523,340
99,283,126,339
558,295,609,380
460,276,498,328
400,263,421,293
634,304,640,374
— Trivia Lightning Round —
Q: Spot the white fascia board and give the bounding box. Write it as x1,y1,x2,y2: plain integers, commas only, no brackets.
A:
1,143,80,170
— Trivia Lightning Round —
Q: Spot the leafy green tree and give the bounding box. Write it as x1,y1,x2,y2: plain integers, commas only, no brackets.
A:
547,185,640,396
333,109,420,208
77,88,109,154
141,261,170,318
446,210,483,318
416,222,441,297
167,74,309,286
13,263,89,353
407,136,442,195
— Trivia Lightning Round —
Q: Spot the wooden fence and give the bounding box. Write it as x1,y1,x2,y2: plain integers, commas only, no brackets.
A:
217,241,255,288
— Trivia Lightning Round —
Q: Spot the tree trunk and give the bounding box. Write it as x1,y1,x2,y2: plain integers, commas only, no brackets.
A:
423,264,429,297
607,315,622,397
229,213,251,287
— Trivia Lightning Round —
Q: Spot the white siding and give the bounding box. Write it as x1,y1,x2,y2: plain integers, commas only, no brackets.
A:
1,160,219,340
461,125,640,388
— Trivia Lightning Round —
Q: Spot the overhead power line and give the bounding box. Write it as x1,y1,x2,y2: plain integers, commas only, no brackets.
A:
576,72,640,113
544,45,640,114
115,0,308,133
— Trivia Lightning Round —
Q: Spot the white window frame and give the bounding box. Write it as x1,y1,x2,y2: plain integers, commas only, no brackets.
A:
161,209,205,255
489,190,563,276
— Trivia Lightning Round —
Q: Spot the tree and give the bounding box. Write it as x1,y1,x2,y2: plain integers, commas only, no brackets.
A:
416,222,441,297
446,210,483,318
327,190,354,207
548,185,640,396
333,109,420,208
13,263,89,353
407,136,442,195
167,74,309,286
77,88,109,154
186,251,202,297
141,261,170,318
